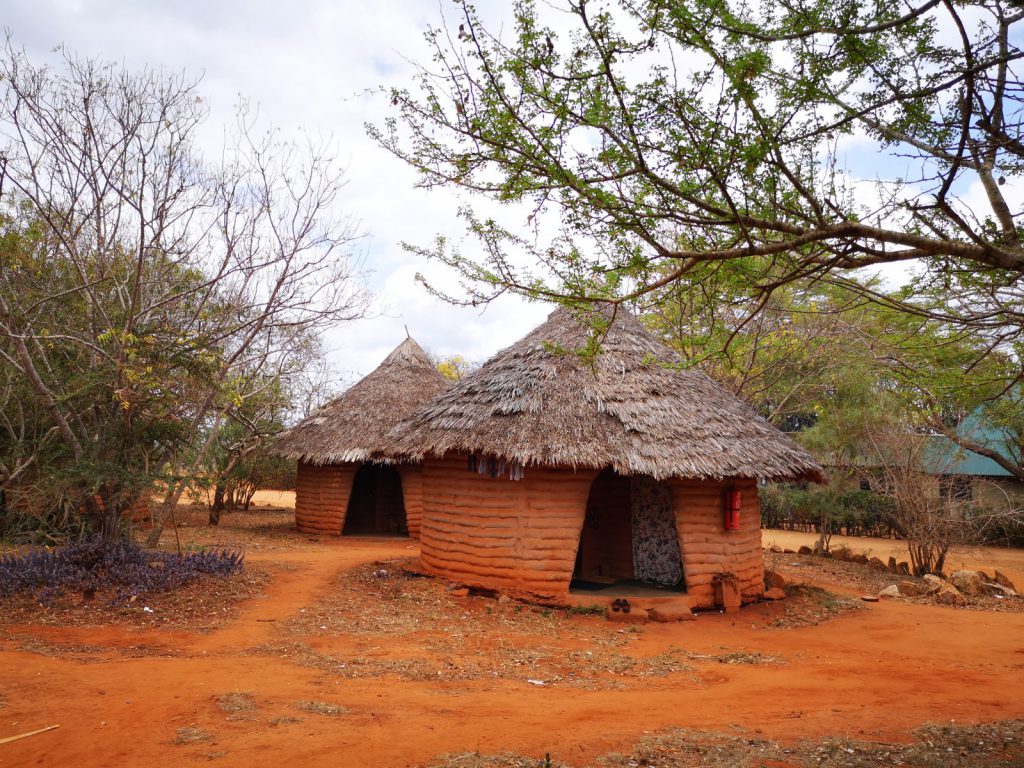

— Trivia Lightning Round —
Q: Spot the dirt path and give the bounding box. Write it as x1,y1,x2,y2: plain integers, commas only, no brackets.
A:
1,523,1023,766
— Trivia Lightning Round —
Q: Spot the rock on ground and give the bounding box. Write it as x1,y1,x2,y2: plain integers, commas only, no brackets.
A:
936,584,967,606
949,570,983,597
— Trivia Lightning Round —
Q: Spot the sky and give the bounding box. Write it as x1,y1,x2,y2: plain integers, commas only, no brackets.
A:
3,0,552,388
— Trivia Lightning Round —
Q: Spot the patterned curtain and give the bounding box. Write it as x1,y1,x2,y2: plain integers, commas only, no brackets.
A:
630,475,683,587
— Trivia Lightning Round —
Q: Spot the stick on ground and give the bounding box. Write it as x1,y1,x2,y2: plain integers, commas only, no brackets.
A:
0,725,60,745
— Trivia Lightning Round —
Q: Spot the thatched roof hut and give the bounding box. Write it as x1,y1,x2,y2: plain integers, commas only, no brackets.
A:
277,336,447,465
389,307,824,482
278,336,447,538
386,307,824,611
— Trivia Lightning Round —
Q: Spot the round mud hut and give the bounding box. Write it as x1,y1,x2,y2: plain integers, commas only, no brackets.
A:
276,336,448,538
386,307,825,609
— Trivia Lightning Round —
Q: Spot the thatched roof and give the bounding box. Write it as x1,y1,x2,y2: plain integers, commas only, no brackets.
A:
275,336,448,465
387,307,825,483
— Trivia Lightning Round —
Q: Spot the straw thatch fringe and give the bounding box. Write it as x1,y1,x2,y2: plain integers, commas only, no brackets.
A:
386,307,826,483
275,336,448,465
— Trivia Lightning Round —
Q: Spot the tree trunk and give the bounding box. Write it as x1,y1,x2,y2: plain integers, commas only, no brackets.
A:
209,482,226,526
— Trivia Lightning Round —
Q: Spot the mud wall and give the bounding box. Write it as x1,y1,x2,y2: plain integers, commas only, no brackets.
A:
418,456,597,598
668,477,764,608
419,457,765,605
294,461,356,535
397,464,425,539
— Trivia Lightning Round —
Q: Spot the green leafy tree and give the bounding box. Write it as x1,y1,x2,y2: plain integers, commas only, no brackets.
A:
373,0,1024,350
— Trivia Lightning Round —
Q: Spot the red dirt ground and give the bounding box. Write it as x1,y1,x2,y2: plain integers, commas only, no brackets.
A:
2,496,1023,766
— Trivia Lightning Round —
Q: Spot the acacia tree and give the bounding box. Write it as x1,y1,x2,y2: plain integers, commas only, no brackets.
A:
374,0,1023,347
0,42,367,542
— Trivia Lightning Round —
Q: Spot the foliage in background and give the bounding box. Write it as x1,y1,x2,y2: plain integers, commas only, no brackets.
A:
433,354,476,382
0,41,367,543
760,485,897,541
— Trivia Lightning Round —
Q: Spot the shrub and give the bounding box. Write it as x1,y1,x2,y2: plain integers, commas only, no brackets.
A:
760,485,897,540
0,536,243,602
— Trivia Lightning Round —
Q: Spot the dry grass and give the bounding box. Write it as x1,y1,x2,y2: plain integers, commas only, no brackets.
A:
600,721,1024,767
0,564,270,632
173,726,213,745
154,506,310,553
429,754,567,768
296,700,349,716
215,692,257,720
767,583,862,629
259,559,714,691
427,722,1024,767
269,716,303,726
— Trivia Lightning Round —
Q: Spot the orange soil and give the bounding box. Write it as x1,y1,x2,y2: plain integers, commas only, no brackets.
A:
1,522,1023,766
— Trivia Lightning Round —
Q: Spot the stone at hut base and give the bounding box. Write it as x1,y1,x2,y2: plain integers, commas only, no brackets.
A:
765,571,787,590
648,607,696,623
448,587,470,598
763,588,786,601
497,594,512,605
935,584,966,606
949,570,983,597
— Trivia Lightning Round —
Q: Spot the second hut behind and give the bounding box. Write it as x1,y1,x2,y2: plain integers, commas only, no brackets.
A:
276,336,448,538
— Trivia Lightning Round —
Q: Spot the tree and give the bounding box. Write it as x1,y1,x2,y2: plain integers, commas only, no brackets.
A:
0,41,368,543
373,0,1024,347
433,353,475,381
639,266,1024,567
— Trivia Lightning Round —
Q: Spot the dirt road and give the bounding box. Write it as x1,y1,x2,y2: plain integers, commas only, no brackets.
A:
1,512,1023,766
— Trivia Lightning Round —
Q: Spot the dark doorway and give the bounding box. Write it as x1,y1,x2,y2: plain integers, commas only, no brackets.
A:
574,469,634,583
571,469,684,593
342,464,408,536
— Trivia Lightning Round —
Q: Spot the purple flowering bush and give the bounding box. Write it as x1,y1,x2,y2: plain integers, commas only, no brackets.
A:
0,537,244,603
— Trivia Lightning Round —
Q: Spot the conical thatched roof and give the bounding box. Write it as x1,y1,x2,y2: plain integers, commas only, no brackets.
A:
387,307,825,482
276,336,448,465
